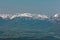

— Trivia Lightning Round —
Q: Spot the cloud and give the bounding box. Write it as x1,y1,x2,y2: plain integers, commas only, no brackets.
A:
0,13,49,19
0,14,10,19
37,14,48,19
18,13,33,17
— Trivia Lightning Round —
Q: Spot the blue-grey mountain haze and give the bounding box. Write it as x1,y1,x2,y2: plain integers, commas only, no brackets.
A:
0,0,60,17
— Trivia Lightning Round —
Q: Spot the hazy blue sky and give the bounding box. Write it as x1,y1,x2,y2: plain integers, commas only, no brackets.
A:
0,0,60,16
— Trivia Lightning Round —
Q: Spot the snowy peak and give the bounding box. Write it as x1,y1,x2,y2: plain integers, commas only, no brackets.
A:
53,14,58,18
49,13,60,23
51,13,60,20
53,13,59,18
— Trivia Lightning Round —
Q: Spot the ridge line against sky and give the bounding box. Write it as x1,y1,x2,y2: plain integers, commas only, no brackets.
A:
0,0,60,17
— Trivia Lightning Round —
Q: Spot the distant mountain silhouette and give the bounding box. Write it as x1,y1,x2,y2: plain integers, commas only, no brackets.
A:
0,13,60,40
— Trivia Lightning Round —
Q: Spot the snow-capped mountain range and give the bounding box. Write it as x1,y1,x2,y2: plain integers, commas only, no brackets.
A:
0,13,60,24
0,13,60,25
0,13,60,39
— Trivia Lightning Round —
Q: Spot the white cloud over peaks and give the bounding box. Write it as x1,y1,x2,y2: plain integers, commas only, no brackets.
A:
18,13,32,17
17,13,48,19
0,14,10,19
0,13,49,19
10,13,33,19
18,13,48,18
37,14,48,18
